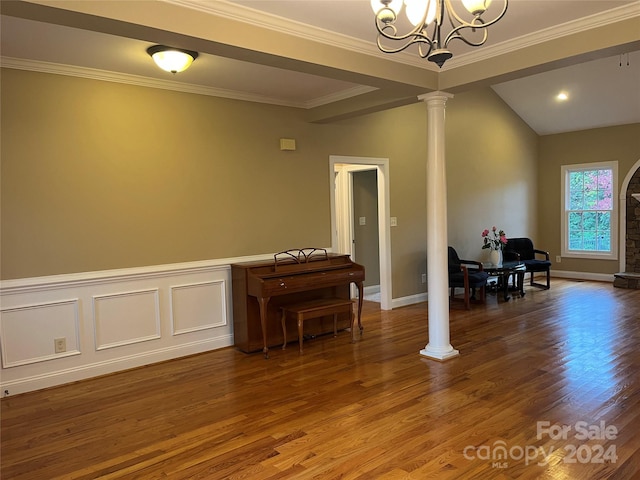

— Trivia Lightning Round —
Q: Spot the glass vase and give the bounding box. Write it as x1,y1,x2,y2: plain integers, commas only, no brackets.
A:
490,249,503,267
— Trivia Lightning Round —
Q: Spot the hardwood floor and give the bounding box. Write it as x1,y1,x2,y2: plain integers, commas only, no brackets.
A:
2,279,639,479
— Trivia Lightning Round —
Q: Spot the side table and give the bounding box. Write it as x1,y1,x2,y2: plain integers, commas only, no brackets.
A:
482,261,526,301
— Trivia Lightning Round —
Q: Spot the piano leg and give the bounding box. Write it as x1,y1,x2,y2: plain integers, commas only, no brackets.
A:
356,281,364,336
257,296,270,359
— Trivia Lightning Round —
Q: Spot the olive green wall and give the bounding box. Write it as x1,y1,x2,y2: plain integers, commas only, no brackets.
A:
1,68,541,300
538,124,640,275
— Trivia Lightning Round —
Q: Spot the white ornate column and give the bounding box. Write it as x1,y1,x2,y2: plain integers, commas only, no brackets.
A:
418,91,459,361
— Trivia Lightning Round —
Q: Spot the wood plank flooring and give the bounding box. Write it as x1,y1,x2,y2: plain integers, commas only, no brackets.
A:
2,279,639,479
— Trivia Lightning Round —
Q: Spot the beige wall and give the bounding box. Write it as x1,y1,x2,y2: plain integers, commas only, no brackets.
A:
538,124,640,275
352,170,380,287
330,102,429,296
1,68,542,299
446,89,539,262
1,69,336,278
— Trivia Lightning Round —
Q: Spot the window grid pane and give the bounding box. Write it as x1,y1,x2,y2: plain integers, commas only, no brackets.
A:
566,168,613,253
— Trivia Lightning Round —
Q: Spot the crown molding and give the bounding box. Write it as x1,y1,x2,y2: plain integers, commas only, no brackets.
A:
2,2,637,106
169,0,378,54
168,0,640,71
0,57,299,106
168,0,427,69
0,56,374,108
304,85,378,109
444,2,640,69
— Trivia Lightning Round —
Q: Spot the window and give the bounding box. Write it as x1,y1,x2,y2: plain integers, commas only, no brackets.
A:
561,161,618,260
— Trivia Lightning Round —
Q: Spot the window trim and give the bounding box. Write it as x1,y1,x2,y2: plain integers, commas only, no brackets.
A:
561,161,618,261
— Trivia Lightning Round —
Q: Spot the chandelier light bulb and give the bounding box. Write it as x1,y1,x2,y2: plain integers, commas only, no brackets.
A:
371,0,404,23
405,0,437,26
461,0,492,16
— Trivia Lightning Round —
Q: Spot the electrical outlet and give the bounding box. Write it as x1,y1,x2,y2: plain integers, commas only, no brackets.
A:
54,337,66,354
556,255,561,263
421,274,427,284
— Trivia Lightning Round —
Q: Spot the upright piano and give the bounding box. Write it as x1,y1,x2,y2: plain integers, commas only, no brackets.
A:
231,248,365,356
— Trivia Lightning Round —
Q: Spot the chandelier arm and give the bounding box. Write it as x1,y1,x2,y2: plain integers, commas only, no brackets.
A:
445,0,508,30
444,24,489,48
434,0,446,49
375,7,436,54
377,35,435,55
417,42,436,59
376,26,435,43
377,22,399,38
376,17,433,43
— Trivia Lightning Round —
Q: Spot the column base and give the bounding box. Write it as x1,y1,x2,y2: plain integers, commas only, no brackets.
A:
419,345,459,361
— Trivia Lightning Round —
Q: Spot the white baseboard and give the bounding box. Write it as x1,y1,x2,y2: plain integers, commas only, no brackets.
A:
551,270,614,283
1,335,232,396
387,270,614,310
392,292,428,308
364,285,381,296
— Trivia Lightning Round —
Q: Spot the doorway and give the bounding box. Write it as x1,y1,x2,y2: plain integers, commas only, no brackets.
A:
329,156,392,310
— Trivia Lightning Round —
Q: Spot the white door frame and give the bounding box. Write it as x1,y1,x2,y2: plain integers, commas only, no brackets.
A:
330,155,392,310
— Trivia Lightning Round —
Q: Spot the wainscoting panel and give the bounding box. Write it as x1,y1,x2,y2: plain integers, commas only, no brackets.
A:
170,281,227,335
0,299,80,368
0,257,259,396
93,289,161,350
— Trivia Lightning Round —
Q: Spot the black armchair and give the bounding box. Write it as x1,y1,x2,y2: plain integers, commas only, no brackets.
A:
448,246,489,309
504,237,551,289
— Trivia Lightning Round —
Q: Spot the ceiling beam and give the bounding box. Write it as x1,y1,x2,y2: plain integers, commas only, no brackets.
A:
438,11,640,92
304,88,427,123
2,0,439,94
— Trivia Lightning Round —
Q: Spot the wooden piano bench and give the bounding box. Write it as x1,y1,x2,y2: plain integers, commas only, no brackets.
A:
281,298,354,354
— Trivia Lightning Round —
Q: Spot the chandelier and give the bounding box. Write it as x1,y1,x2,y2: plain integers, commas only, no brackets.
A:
371,0,508,68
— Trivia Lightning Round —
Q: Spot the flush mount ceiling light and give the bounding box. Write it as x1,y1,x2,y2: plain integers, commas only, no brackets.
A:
371,0,508,68
146,45,198,73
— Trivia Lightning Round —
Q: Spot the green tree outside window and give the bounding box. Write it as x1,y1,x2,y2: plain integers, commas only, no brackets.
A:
567,168,613,253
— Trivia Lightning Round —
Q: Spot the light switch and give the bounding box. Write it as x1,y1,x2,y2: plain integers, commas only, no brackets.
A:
359,217,366,226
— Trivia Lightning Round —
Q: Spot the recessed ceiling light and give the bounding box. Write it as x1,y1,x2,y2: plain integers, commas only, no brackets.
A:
556,92,569,101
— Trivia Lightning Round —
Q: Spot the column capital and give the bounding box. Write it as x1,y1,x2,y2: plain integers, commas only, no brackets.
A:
417,91,454,103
